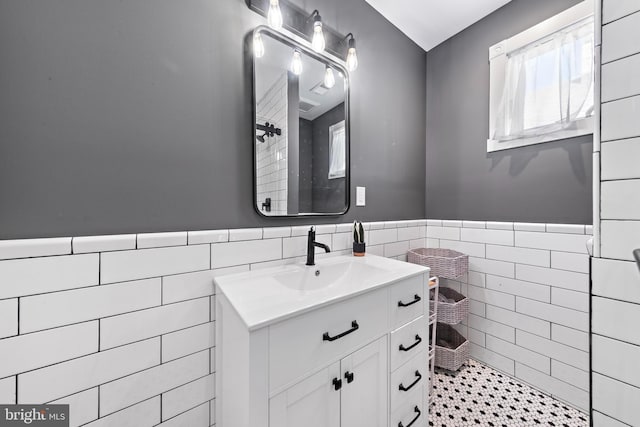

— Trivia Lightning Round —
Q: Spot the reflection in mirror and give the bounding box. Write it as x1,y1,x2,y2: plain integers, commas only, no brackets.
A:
254,27,349,217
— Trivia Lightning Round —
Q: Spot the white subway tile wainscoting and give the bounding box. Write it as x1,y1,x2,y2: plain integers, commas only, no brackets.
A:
594,3,640,424
0,221,427,426
0,219,591,425
425,220,591,412
255,73,289,216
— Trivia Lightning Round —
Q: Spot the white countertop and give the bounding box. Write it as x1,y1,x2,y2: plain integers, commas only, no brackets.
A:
214,254,429,331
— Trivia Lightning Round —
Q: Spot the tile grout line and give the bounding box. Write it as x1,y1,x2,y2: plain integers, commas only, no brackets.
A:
4,323,211,385
17,296,20,336
601,8,640,27
7,294,211,339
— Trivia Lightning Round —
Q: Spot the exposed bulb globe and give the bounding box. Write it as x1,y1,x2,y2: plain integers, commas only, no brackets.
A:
312,21,325,53
291,50,303,75
346,47,358,72
253,33,265,58
324,67,335,88
267,0,283,29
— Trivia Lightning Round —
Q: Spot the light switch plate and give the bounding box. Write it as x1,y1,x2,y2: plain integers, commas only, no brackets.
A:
356,187,366,206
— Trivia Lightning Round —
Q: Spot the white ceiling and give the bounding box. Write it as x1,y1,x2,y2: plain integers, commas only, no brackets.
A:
364,0,512,51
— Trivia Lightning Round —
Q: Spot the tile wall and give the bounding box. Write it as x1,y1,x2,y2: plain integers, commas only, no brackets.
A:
424,220,591,412
0,221,427,427
255,72,288,216
0,218,592,424
592,1,640,425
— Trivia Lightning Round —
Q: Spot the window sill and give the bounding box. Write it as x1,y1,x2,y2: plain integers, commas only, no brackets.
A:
487,117,594,152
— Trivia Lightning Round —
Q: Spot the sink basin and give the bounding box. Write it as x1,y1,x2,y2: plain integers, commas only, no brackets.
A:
214,254,430,330
274,260,387,291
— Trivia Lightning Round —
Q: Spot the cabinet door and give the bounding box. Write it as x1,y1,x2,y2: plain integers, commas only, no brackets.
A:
341,336,388,427
269,361,340,427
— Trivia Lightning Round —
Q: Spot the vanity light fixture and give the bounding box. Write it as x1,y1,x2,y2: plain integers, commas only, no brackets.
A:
267,0,283,30
324,66,336,89
253,32,265,58
291,49,303,75
345,33,358,72
248,0,359,68
309,10,326,53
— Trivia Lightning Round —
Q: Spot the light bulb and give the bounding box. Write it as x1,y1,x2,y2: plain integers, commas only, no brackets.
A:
311,19,325,53
267,0,283,30
346,47,358,72
324,67,335,88
253,33,265,58
291,50,303,75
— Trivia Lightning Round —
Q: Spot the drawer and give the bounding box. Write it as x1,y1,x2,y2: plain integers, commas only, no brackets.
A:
390,387,425,427
389,275,425,330
269,288,388,393
390,316,427,371
390,350,428,412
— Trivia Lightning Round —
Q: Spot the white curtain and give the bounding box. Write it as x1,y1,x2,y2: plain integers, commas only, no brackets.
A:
493,16,594,141
328,121,346,179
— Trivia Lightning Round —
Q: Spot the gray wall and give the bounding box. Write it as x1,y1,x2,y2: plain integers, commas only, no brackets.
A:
298,118,313,213
298,103,347,214
0,0,426,239
425,0,593,225
311,103,346,213
286,71,300,215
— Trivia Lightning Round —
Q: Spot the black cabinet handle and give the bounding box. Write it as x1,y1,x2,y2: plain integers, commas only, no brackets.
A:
398,370,422,392
399,334,422,352
398,294,421,307
332,378,342,391
344,371,354,383
398,406,421,427
323,321,359,342
633,249,640,272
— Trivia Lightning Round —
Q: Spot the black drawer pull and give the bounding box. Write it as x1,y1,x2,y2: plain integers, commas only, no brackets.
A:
323,321,359,342
344,371,354,383
332,377,342,391
398,294,421,307
399,334,422,352
398,406,421,427
398,370,422,392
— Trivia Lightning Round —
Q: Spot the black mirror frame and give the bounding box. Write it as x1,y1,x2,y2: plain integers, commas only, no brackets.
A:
250,25,351,219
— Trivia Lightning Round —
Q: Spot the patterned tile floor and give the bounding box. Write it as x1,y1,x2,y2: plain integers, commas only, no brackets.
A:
429,359,589,427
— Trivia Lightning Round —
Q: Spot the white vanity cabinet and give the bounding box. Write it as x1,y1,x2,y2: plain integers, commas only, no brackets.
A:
215,255,430,427
270,336,388,427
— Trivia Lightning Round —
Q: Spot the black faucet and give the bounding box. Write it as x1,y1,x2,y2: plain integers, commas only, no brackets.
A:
306,226,331,266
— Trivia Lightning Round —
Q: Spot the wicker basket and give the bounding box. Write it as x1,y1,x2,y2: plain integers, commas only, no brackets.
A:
434,323,469,371
430,287,469,324
407,248,468,279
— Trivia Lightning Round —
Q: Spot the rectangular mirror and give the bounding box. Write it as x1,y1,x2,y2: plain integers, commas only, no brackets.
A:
253,27,350,217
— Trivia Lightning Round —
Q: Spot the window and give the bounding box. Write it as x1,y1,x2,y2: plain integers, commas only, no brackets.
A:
328,120,346,179
488,0,594,152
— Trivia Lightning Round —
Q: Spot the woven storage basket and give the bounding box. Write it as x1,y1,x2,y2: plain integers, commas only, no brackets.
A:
407,248,468,279
430,287,469,325
434,323,469,371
